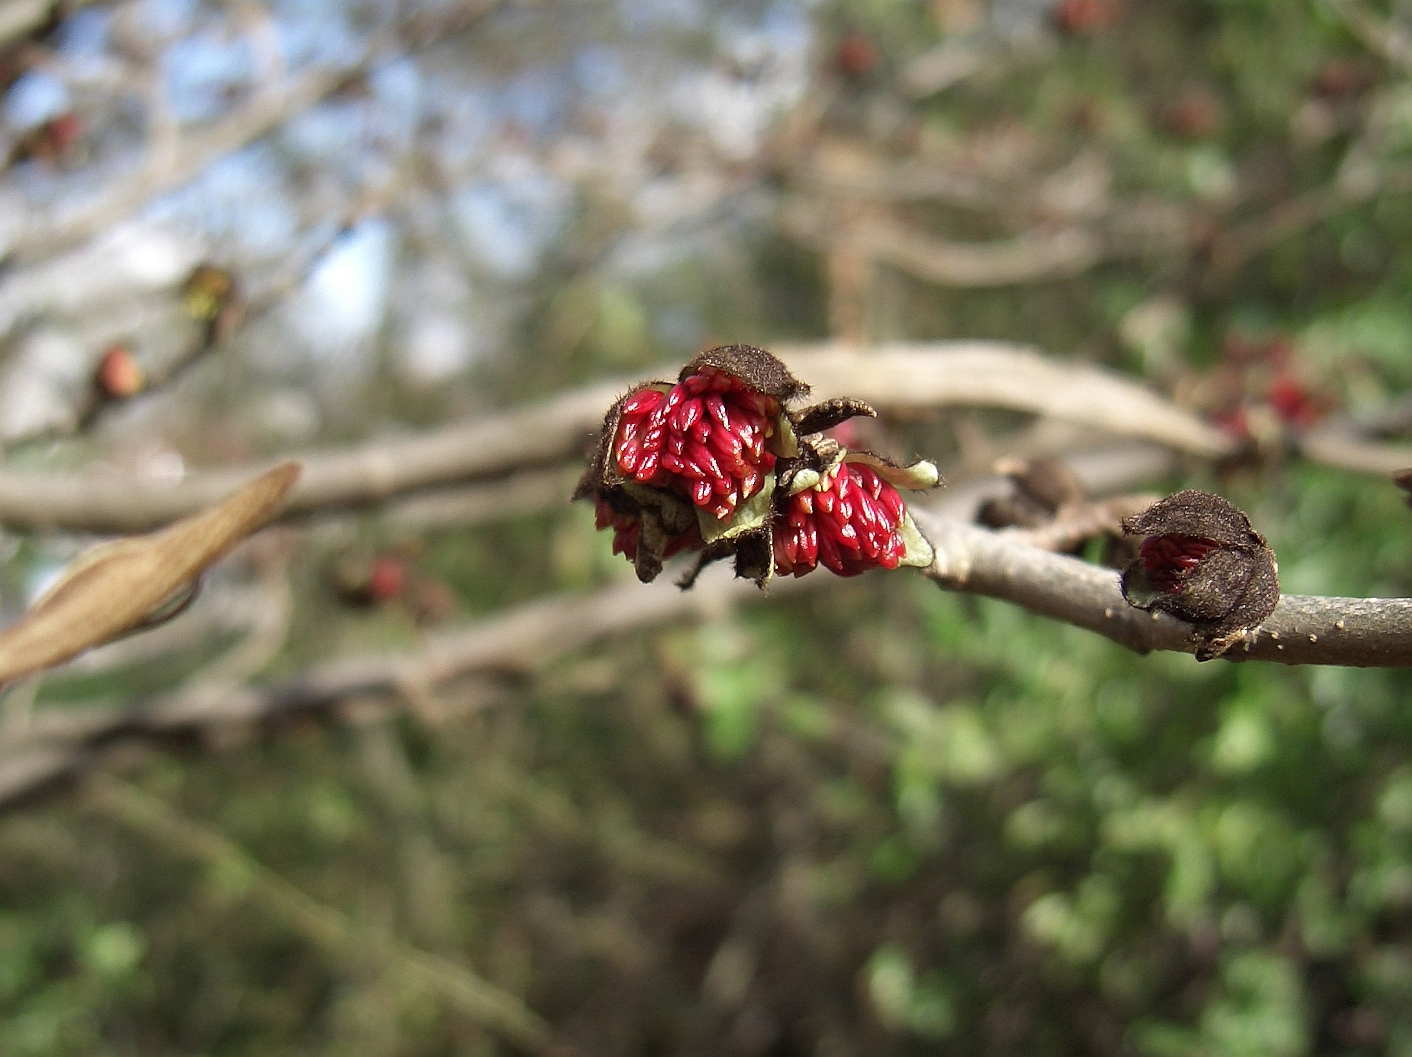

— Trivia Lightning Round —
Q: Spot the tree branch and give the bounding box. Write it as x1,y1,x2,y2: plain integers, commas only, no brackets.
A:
0,0,504,263
917,510,1412,667
5,454,1412,813
0,342,1235,533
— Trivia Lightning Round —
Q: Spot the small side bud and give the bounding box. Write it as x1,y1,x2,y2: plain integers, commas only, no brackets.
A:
182,264,237,323
1120,490,1279,660
991,456,1084,515
96,346,146,399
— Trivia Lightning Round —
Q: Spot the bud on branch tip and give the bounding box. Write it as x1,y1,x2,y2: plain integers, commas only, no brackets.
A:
1120,489,1280,660
575,346,940,589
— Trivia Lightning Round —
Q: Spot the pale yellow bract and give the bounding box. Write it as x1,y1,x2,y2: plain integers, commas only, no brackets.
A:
0,462,300,683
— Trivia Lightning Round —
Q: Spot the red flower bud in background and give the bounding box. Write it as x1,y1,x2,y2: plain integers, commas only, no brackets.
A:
1052,0,1122,35
834,32,878,78
96,346,146,399
329,551,409,606
367,556,407,602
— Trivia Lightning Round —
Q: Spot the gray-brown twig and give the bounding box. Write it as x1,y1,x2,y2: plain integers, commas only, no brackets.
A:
918,511,1412,667
5,459,1412,813
0,342,1235,533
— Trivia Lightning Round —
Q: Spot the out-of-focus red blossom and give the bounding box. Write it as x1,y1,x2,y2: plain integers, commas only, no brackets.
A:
1163,86,1223,140
835,32,878,77
45,113,82,152
1266,376,1325,428
1314,59,1374,100
96,346,145,399
1209,333,1331,435
1210,406,1251,442
367,556,407,602
1052,0,1122,35
612,366,779,521
15,112,83,164
1138,534,1220,594
774,463,907,578
594,499,700,561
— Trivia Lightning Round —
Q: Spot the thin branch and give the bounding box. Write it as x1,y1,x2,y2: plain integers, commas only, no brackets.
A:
777,343,1235,458
917,510,1412,667
0,0,504,263
779,198,1105,288
382,467,580,531
1297,426,1412,477
0,563,774,807
1321,0,1412,73
0,342,1235,533
4,446,1412,812
858,216,1104,288
0,0,100,49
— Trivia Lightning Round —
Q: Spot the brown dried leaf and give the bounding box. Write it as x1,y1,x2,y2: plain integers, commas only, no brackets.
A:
0,462,300,683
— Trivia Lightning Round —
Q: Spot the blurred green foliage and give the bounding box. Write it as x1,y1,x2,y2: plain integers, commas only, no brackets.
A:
7,0,1412,1054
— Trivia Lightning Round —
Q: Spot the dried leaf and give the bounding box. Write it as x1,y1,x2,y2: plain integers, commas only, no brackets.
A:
0,462,300,683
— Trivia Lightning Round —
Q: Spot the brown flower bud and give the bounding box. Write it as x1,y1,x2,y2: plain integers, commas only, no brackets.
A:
1120,490,1280,660
182,264,236,323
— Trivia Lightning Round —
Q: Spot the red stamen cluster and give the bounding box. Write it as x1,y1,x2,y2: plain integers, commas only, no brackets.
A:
612,366,779,521
1139,534,1220,594
594,499,699,562
774,463,907,577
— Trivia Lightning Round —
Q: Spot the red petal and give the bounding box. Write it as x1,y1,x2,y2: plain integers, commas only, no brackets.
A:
616,440,641,474
622,389,664,415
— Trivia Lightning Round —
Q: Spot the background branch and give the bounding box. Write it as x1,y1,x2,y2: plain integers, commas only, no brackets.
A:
0,342,1236,532
4,451,1410,811
0,0,505,262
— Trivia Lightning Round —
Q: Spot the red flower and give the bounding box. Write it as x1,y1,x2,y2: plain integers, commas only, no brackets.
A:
835,32,878,78
773,462,907,577
1138,534,1220,594
594,499,701,562
612,365,780,521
